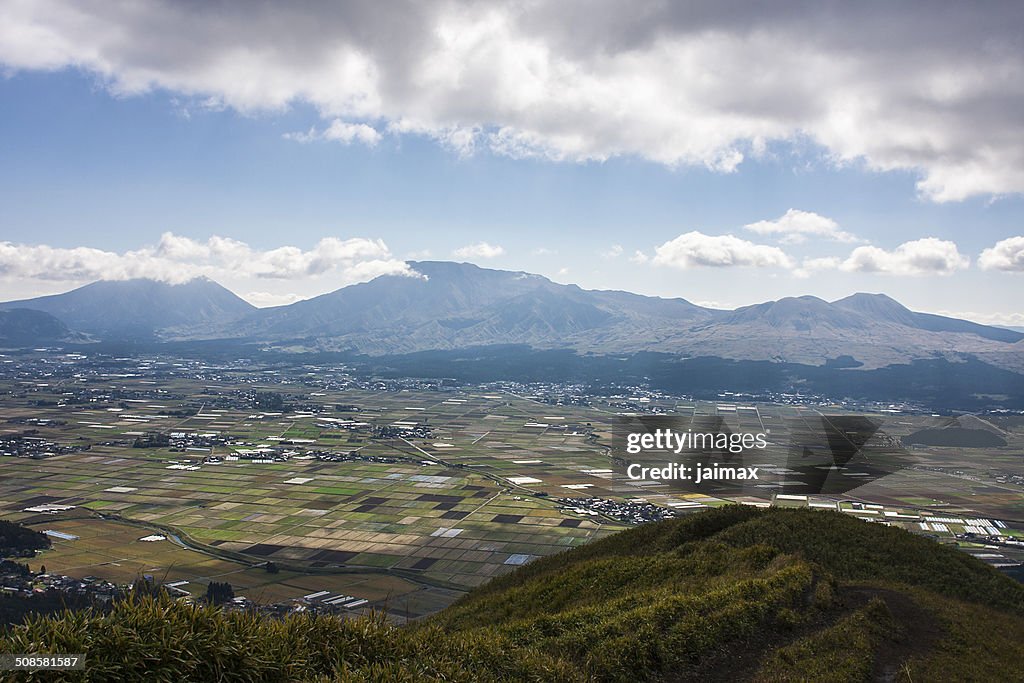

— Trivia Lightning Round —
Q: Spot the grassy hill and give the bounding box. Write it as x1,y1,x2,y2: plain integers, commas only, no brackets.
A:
2,506,1022,681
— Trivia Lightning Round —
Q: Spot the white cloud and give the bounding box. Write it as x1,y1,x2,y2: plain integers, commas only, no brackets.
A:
242,291,307,307
284,119,381,146
652,232,793,269
694,300,735,310
453,242,504,259
388,119,482,157
978,236,1024,272
804,237,969,275
600,244,623,259
933,310,1024,328
0,233,416,285
629,250,649,264
744,209,858,243
792,256,841,278
1,3,1022,201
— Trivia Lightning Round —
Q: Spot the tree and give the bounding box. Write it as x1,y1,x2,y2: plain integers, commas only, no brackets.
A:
252,392,286,411
205,581,235,605
0,520,51,556
128,577,167,601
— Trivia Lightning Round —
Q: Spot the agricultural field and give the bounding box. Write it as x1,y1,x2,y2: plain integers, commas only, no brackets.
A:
1,351,1022,618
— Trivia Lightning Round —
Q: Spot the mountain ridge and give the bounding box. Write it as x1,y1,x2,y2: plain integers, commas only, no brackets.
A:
0,277,255,340
1,262,1021,372
0,308,83,346
2,507,1022,681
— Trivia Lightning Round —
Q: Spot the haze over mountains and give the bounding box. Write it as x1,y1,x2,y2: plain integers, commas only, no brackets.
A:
0,309,80,346
1,261,1021,373
0,277,254,339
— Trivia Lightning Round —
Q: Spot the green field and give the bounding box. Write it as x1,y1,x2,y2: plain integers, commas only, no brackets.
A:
2,356,1022,618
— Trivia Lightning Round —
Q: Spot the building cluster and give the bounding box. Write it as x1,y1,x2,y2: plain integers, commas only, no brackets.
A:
0,431,90,459
309,450,401,465
554,497,679,524
315,417,372,432
0,561,368,620
0,562,120,604
224,448,295,464
289,590,369,615
165,431,237,452
993,471,1024,487
373,424,434,439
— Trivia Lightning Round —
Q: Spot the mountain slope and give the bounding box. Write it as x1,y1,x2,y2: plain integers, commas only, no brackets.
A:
179,261,1021,371
664,292,1024,370
431,505,1024,681
1,264,1020,372
718,295,869,331
2,507,1021,681
834,292,1022,343
211,263,1021,369
216,261,713,353
0,278,255,339
0,309,80,346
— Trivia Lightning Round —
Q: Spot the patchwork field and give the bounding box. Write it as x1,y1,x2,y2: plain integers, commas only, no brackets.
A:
2,353,1022,616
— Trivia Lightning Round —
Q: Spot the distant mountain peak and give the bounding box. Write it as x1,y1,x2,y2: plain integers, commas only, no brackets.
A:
0,276,255,340
407,260,550,281
837,292,900,302
833,292,908,310
1,263,1020,360
831,292,1022,343
832,292,917,326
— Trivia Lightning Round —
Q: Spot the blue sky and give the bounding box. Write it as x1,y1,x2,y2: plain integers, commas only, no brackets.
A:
1,2,1022,325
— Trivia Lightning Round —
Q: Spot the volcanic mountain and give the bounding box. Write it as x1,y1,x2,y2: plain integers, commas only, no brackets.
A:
0,277,255,339
0,308,80,346
1,262,1021,371
204,262,1022,370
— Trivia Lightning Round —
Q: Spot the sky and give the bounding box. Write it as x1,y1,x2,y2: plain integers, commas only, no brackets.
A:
0,1,1022,325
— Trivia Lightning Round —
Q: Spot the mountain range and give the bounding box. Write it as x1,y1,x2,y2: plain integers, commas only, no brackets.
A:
1,261,1021,373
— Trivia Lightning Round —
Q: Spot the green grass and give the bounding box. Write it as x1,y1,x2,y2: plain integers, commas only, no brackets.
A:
3,506,1023,682
896,591,1024,682
756,598,899,681
0,597,578,683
